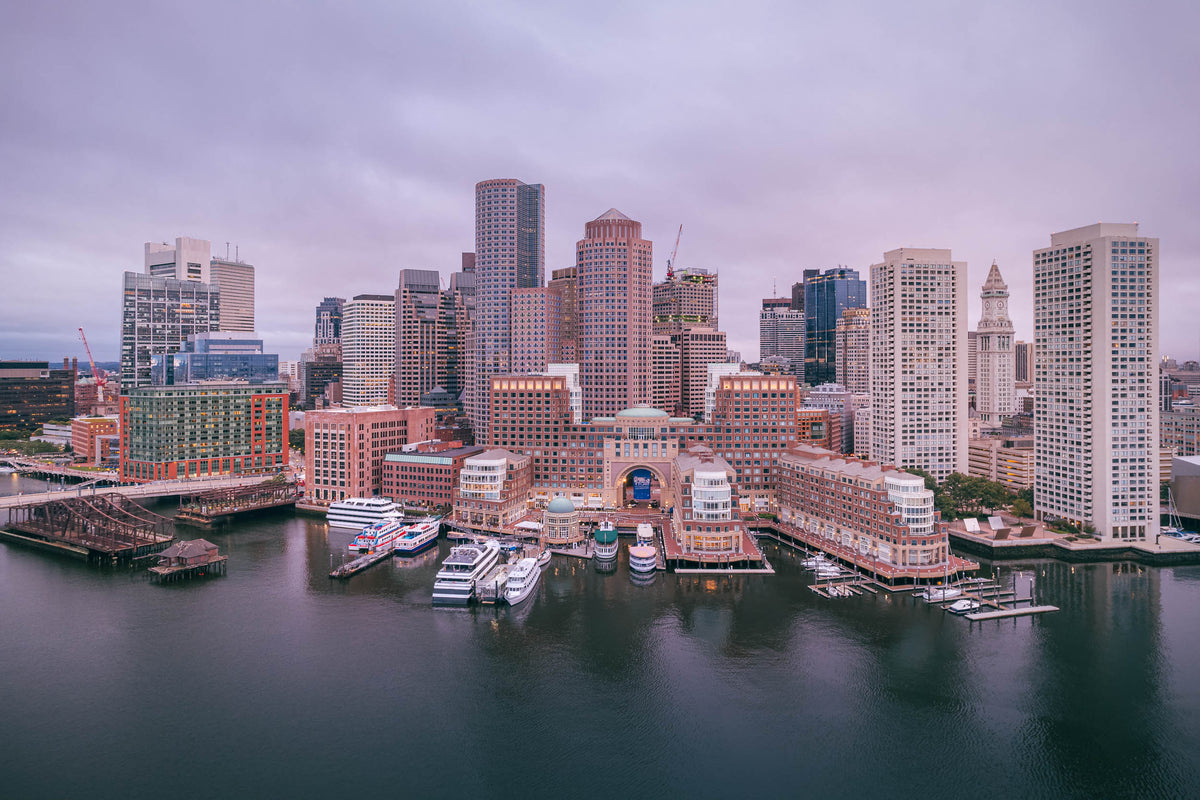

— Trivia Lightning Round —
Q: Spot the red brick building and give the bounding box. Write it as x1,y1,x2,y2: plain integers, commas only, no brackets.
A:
303,405,435,505
381,441,484,509
452,449,533,532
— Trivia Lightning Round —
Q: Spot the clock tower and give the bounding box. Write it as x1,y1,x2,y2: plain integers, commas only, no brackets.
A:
976,261,1015,426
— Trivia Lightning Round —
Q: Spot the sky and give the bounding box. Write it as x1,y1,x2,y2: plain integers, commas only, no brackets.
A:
3,0,1199,365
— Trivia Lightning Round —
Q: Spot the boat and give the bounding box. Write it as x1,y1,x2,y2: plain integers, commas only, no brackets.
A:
947,598,981,614
919,585,963,602
636,523,655,545
535,549,551,567
504,557,541,606
815,567,842,579
1163,487,1185,535
629,544,657,574
432,540,502,605
327,497,400,529
392,516,442,556
594,520,619,560
350,515,408,552
801,556,830,569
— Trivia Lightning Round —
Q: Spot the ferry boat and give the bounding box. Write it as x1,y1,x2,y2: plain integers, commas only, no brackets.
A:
594,520,619,560
504,557,541,606
636,523,655,545
392,516,442,556
350,515,408,552
327,497,400,529
629,544,657,574
432,540,502,605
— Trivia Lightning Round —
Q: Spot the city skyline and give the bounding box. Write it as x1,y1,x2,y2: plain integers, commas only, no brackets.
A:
3,2,1199,364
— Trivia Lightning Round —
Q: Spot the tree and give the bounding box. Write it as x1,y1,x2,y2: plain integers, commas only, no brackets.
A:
904,468,938,492
1010,497,1033,519
288,428,305,454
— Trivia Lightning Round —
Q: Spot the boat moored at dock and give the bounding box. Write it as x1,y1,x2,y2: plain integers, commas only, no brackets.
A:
327,497,400,529
392,516,442,556
629,544,657,574
594,521,619,560
505,557,541,606
636,523,654,546
350,515,407,552
432,540,502,605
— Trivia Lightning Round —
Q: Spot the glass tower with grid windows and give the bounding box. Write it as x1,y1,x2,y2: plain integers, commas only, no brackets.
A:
120,272,220,394
804,267,866,387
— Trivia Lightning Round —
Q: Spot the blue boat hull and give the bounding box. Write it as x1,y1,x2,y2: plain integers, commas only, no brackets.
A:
393,535,438,556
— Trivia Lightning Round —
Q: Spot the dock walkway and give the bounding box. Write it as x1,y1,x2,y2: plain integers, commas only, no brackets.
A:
329,548,392,580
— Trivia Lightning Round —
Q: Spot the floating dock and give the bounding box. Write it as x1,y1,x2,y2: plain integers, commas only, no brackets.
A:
965,605,1060,621
476,563,513,604
328,548,392,580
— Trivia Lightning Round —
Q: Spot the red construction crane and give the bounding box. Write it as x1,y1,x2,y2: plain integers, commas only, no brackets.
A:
77,327,107,403
666,224,683,281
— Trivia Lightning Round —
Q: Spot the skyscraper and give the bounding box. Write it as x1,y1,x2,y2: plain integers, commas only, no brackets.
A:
471,178,545,441
804,267,867,386
548,267,579,362
652,268,718,335
510,287,563,375
394,270,442,407
577,208,652,419
1033,223,1159,542
341,294,396,407
120,272,220,393
835,307,870,395
1014,340,1033,383
145,237,254,332
976,261,1015,426
869,248,968,481
758,297,804,372
315,297,345,346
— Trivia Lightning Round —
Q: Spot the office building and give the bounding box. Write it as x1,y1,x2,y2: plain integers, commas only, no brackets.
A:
470,178,545,442
653,268,718,335
151,333,278,385
145,236,212,281
145,237,254,332
71,415,119,464
452,449,534,532
120,272,219,393
1015,340,1033,383
759,297,804,371
303,405,436,505
0,360,76,430
677,327,727,419
1162,404,1200,456
835,307,870,394
382,440,484,509
804,267,867,387
300,344,342,409
511,287,563,375
394,269,442,407
119,382,287,483
869,248,968,481
651,335,682,414
315,297,345,346
1034,223,1159,541
548,267,579,362
576,208,653,419
342,294,396,407
976,262,1015,426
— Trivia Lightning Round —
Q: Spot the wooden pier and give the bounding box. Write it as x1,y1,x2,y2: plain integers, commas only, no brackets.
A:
328,548,392,580
175,481,298,529
3,495,175,565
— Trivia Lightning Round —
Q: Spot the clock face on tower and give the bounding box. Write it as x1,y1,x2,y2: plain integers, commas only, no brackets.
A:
997,300,1005,311
984,300,991,311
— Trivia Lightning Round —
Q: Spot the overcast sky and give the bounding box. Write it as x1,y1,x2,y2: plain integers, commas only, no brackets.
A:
3,0,1198,365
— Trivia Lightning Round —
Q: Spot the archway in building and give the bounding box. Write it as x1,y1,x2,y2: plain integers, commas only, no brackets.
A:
616,465,668,511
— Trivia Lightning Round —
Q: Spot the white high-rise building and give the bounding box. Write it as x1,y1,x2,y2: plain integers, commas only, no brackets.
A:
341,294,396,407
1033,223,1159,542
145,237,255,332
869,248,968,481
975,261,1014,426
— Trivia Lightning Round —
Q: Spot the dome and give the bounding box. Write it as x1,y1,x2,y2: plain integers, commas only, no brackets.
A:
547,496,576,514
615,406,669,419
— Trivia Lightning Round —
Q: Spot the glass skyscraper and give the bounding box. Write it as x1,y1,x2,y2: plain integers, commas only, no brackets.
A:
803,267,866,386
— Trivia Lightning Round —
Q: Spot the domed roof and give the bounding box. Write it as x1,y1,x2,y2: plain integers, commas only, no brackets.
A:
615,406,669,419
547,496,576,514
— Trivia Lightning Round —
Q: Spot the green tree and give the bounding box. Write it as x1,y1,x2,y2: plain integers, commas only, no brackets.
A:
288,428,305,454
1010,497,1033,519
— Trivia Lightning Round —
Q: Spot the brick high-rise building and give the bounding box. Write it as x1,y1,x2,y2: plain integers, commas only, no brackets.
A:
651,334,681,414
511,287,563,375
548,267,579,362
394,269,442,408
576,209,652,419
1034,223,1159,541
652,268,717,335
676,327,727,418
470,178,545,442
869,248,968,482
835,307,870,395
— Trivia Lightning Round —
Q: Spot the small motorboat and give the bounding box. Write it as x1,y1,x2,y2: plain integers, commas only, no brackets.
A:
947,598,981,614
535,549,551,567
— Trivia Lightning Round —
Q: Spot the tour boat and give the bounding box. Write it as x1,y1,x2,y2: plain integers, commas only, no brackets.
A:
636,523,655,546
919,585,964,602
628,544,657,574
594,520,619,560
947,598,981,614
504,557,541,606
350,515,408,552
432,540,502,605
392,516,442,556
327,497,400,529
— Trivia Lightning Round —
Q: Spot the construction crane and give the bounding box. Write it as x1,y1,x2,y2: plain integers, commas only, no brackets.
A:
665,224,683,281
77,327,107,404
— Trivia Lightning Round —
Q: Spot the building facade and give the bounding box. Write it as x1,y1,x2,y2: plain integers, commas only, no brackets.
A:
209,258,255,333
1034,223,1159,541
511,286,563,375
1162,404,1200,456
303,405,436,505
394,269,442,407
869,248,968,482
676,327,727,419
653,268,718,335
968,436,1034,491
576,208,653,419
671,445,744,555
120,272,219,393
71,415,119,464
119,382,287,483
804,267,867,387
315,297,345,346
452,449,533,531
342,294,396,407
835,307,870,395
381,441,484,508
0,360,76,430
976,262,1015,426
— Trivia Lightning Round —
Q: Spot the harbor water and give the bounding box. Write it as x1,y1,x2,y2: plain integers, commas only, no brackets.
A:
1,484,1198,799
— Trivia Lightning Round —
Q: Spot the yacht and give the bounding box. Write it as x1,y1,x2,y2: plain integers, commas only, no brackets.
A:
629,544,657,574
947,598,981,614
535,549,552,567
504,558,541,606
392,516,442,556
350,515,408,552
801,556,830,569
432,540,502,605
594,520,619,560
919,585,964,602
327,497,400,529
636,523,655,545
815,566,842,580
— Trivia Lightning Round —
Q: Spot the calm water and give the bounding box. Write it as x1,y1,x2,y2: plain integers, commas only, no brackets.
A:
1,481,1198,799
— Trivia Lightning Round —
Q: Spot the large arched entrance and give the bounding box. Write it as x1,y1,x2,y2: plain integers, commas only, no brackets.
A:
616,464,667,510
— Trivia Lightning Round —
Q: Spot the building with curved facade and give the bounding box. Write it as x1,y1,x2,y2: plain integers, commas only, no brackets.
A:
541,495,583,549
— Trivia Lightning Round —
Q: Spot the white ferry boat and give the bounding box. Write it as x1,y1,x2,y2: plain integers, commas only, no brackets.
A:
636,523,655,545
432,540,502,605
350,515,408,552
594,521,619,560
392,516,442,556
327,497,400,529
504,557,541,606
629,544,657,574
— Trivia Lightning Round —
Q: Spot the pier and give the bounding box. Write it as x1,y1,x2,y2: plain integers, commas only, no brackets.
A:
175,481,298,528
328,548,392,580
2,495,175,565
